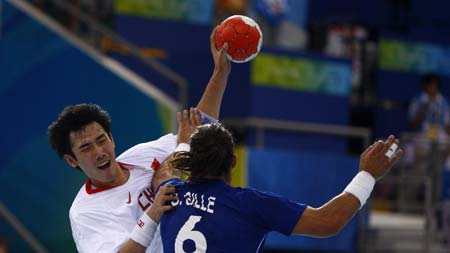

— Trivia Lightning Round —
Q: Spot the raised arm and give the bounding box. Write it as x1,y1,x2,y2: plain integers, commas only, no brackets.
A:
292,135,403,237
196,27,231,119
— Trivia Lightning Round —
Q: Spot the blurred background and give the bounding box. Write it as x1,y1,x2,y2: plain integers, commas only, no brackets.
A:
1,0,450,252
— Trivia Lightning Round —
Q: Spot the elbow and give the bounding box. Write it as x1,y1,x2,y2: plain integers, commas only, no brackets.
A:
293,206,353,238
315,221,343,238
297,218,344,238
319,225,342,238
325,223,344,237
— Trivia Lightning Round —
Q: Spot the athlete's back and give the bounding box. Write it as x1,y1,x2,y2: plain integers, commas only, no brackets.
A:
160,178,305,253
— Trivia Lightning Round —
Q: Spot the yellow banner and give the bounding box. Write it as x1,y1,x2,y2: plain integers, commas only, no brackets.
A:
251,53,351,96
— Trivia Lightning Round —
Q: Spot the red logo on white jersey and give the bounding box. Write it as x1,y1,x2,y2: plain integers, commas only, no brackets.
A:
151,158,160,170
138,187,154,211
137,219,144,228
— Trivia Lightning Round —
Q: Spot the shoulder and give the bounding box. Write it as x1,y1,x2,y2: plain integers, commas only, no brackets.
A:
118,133,177,157
69,182,110,220
69,184,88,219
237,187,306,211
117,133,178,170
72,183,88,203
158,178,185,190
236,186,277,200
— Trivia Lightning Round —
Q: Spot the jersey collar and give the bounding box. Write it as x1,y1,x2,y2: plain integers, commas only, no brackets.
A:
85,162,133,194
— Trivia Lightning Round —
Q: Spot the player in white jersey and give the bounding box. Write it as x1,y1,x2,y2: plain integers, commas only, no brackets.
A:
68,128,186,253
47,27,231,253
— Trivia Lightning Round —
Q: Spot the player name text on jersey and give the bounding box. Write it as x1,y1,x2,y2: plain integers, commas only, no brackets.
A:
172,191,216,214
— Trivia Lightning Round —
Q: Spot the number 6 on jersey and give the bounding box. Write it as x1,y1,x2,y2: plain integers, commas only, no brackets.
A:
175,215,207,253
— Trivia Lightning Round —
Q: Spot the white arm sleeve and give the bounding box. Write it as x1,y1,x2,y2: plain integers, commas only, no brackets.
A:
117,133,178,170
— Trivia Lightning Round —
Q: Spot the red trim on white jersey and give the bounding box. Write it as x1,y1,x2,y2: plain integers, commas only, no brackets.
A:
118,161,136,167
85,162,135,194
85,180,117,194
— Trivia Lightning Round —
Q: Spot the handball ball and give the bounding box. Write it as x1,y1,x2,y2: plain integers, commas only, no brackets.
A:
215,15,263,63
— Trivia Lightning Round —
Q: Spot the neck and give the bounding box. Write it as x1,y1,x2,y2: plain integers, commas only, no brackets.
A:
90,162,130,188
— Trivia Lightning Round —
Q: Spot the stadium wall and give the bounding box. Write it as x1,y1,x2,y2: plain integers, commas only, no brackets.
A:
248,148,360,251
0,2,169,252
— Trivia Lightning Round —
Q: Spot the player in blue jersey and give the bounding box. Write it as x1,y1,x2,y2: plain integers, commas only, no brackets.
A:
158,123,403,252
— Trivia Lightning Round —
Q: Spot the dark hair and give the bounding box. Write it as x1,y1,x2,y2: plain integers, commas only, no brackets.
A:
170,123,235,180
421,73,441,88
48,103,112,159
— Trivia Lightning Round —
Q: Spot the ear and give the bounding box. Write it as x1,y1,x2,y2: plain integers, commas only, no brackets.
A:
63,154,79,169
108,132,115,147
231,154,237,168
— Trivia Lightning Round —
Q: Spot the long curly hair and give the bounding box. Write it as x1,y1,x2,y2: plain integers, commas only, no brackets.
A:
170,123,235,181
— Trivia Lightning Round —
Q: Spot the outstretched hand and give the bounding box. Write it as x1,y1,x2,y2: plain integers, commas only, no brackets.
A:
146,184,177,223
359,135,404,180
210,26,231,77
177,107,202,144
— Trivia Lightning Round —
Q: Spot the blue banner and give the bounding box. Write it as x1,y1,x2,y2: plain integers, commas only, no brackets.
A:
248,148,359,251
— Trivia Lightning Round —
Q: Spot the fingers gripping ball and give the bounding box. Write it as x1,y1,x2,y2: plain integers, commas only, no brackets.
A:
215,15,263,63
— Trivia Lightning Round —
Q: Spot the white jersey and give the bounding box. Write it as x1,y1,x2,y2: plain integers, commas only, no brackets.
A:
69,133,177,253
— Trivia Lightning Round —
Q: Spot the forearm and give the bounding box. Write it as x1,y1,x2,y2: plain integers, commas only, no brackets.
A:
314,192,360,235
293,192,360,237
294,136,402,237
196,70,228,119
119,212,158,253
118,240,147,253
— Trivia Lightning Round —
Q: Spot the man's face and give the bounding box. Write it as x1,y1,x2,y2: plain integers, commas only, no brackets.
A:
425,81,439,98
64,122,119,187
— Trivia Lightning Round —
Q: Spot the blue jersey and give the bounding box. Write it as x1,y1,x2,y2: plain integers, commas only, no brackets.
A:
160,178,306,253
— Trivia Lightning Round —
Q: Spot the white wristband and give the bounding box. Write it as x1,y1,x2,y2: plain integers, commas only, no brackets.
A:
130,212,158,247
344,171,376,208
175,143,190,152
199,110,218,124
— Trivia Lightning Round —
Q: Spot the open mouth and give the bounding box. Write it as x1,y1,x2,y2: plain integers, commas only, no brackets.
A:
97,160,111,170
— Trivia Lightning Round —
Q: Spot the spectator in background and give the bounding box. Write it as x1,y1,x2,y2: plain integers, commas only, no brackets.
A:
406,73,450,175
215,0,250,24
408,73,450,193
442,164,450,246
409,73,450,139
408,73,450,240
252,0,307,50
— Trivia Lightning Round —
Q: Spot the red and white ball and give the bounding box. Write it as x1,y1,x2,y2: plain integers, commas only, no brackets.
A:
215,15,263,63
